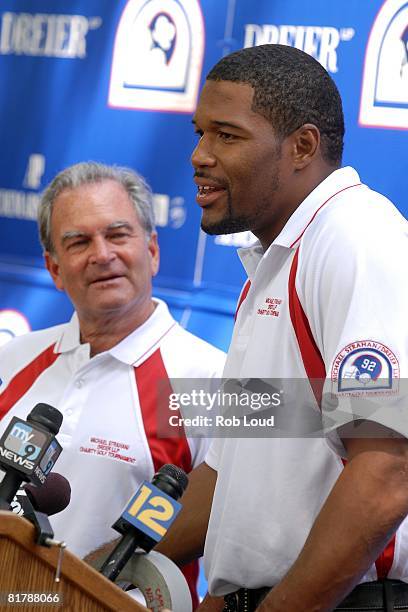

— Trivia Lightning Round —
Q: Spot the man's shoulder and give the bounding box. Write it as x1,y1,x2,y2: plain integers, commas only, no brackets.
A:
303,181,407,254
162,323,226,376
0,322,70,392
295,179,407,300
0,321,68,358
171,323,225,354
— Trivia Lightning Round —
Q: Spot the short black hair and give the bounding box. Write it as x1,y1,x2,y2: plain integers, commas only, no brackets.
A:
207,44,344,165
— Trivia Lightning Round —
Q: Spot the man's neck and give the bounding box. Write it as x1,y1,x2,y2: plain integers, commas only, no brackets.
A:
78,300,156,357
256,163,338,251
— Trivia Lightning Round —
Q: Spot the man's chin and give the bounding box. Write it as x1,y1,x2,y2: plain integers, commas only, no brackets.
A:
201,216,250,236
84,291,132,314
86,300,128,314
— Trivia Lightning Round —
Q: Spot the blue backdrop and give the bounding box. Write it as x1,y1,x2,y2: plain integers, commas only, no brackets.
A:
0,0,407,351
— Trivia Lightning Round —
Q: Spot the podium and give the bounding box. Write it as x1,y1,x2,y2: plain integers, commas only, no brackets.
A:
0,511,147,611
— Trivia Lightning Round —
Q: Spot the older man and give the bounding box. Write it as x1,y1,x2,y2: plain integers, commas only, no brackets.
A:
0,162,225,607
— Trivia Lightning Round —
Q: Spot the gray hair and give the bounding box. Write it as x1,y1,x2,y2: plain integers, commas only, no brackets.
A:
38,161,156,253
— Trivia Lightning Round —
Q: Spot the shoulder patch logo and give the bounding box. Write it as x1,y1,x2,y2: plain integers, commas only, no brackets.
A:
359,0,408,129
108,0,205,112
331,340,400,395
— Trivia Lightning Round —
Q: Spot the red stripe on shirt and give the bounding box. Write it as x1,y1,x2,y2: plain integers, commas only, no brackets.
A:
289,251,396,578
135,348,192,473
0,343,60,419
288,249,325,406
235,279,251,321
135,349,199,608
375,537,396,579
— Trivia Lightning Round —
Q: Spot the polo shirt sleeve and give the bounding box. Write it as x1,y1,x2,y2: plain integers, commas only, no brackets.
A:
297,191,408,456
205,438,222,471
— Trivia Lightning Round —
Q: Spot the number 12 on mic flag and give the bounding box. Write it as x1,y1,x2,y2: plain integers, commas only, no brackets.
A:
121,481,182,542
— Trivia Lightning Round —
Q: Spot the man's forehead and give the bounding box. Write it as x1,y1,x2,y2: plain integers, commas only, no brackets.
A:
52,180,134,215
198,80,254,104
51,181,141,234
194,80,256,121
55,178,127,200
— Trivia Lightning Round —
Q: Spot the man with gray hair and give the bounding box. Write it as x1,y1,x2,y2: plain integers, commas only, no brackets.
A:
0,161,225,607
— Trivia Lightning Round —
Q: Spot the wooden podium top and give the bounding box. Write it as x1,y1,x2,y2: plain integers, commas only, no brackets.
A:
0,511,147,611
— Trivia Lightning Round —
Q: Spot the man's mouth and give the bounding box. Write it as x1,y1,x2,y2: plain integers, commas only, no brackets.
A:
194,179,227,207
89,274,123,285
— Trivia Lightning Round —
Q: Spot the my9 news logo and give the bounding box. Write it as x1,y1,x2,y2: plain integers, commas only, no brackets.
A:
2,421,46,468
0,417,62,484
121,482,182,543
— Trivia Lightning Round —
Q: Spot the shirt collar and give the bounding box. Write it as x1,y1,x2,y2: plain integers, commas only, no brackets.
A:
238,167,361,277
55,313,81,353
109,298,176,366
55,298,177,366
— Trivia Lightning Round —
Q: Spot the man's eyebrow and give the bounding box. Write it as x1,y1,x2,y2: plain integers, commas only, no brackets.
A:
106,221,133,231
214,120,244,130
61,222,133,243
61,230,86,243
192,118,244,131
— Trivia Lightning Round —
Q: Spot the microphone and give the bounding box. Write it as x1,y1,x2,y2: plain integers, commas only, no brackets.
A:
9,473,71,549
100,464,188,582
11,473,71,517
0,403,63,509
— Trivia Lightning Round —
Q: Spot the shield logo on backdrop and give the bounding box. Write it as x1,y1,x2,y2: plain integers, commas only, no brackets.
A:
359,0,408,129
108,0,205,112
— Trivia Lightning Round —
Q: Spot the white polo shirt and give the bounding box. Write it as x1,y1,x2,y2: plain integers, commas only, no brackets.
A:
0,299,225,559
204,167,408,596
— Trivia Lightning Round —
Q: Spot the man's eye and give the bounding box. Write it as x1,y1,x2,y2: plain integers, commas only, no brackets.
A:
67,240,87,249
194,129,203,138
109,233,129,240
218,132,236,142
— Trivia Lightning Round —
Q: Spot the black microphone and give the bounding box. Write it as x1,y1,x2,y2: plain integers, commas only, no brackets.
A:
11,473,71,517
0,403,63,509
100,464,188,582
10,473,71,548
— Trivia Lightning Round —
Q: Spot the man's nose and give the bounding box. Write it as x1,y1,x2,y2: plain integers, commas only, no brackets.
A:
89,236,115,264
191,136,216,168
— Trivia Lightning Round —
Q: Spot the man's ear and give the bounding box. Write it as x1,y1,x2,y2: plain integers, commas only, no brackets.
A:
291,124,321,170
148,232,160,277
44,251,65,291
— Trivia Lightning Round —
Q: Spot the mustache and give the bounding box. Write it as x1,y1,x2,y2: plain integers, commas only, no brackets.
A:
193,171,229,189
